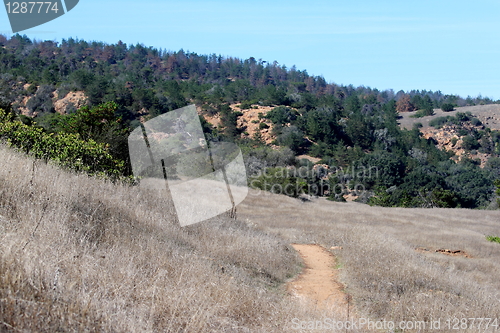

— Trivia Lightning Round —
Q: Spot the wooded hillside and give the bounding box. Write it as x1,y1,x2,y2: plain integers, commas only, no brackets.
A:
1,34,500,209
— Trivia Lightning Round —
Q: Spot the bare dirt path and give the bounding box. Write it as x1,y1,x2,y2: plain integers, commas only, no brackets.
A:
287,244,350,314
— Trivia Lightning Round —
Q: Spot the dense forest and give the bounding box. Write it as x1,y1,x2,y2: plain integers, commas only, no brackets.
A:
1,33,500,209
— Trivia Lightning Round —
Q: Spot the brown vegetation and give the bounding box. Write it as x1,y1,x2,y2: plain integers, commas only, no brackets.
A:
239,193,500,332
396,94,416,113
420,125,491,167
231,104,276,144
0,145,342,332
2,143,500,332
198,104,277,144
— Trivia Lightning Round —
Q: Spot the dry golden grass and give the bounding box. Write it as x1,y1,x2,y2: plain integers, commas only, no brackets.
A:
239,192,500,332
1,145,358,332
2,143,500,332
398,104,500,130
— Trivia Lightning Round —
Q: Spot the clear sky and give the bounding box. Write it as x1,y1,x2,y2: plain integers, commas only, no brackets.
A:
1,0,499,99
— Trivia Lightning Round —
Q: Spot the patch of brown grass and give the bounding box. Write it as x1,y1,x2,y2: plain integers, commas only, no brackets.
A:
239,192,500,332
5,141,499,332
0,145,349,332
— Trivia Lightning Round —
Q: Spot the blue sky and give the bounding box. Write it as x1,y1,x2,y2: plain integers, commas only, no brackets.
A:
2,0,499,99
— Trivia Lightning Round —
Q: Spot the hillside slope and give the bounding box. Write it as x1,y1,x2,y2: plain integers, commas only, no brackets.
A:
1,143,500,332
398,104,500,167
0,145,313,332
398,104,500,130
239,192,500,330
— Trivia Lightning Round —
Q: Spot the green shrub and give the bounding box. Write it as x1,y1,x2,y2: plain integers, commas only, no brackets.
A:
429,189,459,208
27,83,37,94
266,106,296,125
368,186,396,207
458,128,468,136
0,108,125,178
429,116,449,128
259,122,270,130
461,135,480,151
441,103,454,112
471,117,482,126
486,235,500,244
456,112,471,122
410,108,435,118
239,101,252,109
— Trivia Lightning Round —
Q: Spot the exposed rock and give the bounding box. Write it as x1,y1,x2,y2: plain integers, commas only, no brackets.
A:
420,123,490,168
296,155,321,163
197,103,278,145
53,91,87,114
232,103,276,144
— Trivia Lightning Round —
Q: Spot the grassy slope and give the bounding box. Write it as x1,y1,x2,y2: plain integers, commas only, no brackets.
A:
239,194,500,331
398,104,500,130
0,145,327,333
1,143,500,332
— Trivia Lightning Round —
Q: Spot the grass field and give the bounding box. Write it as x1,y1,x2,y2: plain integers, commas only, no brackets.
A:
398,104,500,130
239,192,500,332
1,144,500,332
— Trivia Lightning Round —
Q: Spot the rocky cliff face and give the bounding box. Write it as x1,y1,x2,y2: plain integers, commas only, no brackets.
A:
15,84,87,116
53,91,87,114
198,103,277,145
420,123,490,167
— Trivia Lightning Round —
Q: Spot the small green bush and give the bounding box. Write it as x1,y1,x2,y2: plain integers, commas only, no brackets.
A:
27,84,37,94
410,109,435,118
486,235,500,244
259,122,270,130
239,101,252,110
429,116,449,128
441,103,454,112
471,117,482,126
0,108,125,178
456,112,471,122
462,135,480,151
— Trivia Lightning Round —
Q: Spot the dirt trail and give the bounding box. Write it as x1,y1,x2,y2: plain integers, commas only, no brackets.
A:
288,244,350,313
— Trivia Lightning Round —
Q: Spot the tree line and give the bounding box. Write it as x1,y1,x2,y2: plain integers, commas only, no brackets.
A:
0,34,499,208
